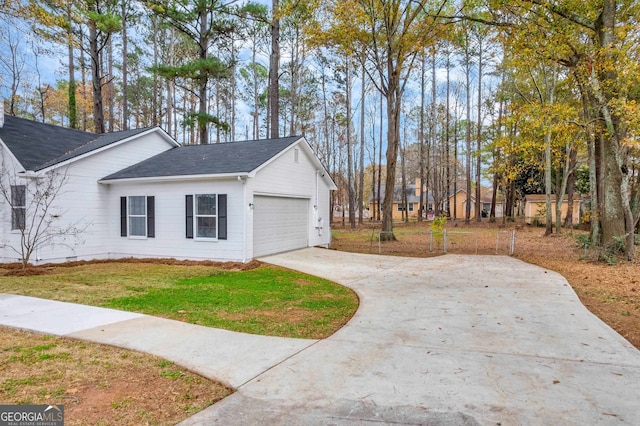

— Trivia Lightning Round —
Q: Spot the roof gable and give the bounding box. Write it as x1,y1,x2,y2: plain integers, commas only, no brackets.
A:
0,115,155,171
101,136,303,181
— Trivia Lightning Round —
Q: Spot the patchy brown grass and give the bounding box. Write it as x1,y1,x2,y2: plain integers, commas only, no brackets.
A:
331,219,640,349
0,328,232,425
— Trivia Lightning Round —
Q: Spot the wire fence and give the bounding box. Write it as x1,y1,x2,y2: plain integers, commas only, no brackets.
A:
374,229,516,257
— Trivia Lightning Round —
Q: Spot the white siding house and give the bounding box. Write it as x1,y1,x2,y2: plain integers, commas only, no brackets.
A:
0,115,335,264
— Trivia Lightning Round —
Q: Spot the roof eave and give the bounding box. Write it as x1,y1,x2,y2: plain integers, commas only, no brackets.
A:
35,127,179,173
99,172,250,184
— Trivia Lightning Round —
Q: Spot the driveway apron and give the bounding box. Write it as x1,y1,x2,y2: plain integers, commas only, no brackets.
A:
182,248,640,425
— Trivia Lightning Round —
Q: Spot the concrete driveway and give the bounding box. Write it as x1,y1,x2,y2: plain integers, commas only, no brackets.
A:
183,248,640,425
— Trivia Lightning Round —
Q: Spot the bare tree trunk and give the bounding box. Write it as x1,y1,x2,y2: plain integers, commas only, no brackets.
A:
88,6,105,133
346,64,355,228
80,30,88,131
377,91,383,222
563,147,578,228
430,50,438,215
381,75,402,239
475,39,483,222
152,17,160,128
445,47,451,217
358,59,366,225
107,35,114,132
121,0,129,130
418,52,426,221
67,5,78,129
268,0,280,139
464,37,472,223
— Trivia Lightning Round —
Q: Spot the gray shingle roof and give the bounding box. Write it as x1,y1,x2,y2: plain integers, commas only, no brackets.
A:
101,136,302,181
0,114,152,171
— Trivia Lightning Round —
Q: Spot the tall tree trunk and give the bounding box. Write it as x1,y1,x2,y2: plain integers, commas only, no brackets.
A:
563,147,578,228
475,39,483,222
107,35,114,132
268,0,280,139
401,129,408,222
381,76,401,240
346,64,355,228
377,91,383,222
358,58,366,225
67,6,77,129
464,38,472,223
88,7,105,134
252,36,259,139
431,50,438,215
445,48,451,217
197,10,209,145
80,31,88,131
121,0,129,130
153,17,160,129
594,0,633,259
418,52,426,221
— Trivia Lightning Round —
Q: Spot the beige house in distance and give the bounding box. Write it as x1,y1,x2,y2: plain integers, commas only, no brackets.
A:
448,188,501,220
523,194,581,225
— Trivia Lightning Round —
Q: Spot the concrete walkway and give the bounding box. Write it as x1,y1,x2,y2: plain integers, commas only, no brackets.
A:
0,293,316,388
184,248,640,425
2,248,640,425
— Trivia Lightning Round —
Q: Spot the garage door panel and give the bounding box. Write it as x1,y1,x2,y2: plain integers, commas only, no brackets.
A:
253,196,309,257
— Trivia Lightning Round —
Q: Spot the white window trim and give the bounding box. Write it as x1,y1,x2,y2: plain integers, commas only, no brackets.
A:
194,193,218,240
11,185,26,232
128,195,147,239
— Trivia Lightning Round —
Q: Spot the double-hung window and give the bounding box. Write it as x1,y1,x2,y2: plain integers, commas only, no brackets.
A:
11,185,26,230
196,194,217,238
128,196,147,237
120,196,155,238
185,194,227,240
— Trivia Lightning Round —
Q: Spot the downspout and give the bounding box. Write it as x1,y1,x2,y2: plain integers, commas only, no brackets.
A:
238,176,247,262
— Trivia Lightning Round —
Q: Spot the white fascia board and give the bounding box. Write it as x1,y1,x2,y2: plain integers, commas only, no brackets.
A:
99,172,250,185
36,127,179,174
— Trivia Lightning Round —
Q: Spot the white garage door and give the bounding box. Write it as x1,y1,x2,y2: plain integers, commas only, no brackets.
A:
253,196,309,257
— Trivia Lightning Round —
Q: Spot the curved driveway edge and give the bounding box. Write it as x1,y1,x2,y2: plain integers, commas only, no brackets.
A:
0,293,317,388
183,248,640,425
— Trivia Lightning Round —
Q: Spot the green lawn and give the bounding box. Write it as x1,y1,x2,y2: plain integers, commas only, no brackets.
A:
0,262,358,339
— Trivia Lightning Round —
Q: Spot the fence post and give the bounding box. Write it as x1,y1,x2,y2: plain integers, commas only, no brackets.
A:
510,230,516,255
444,229,448,253
429,229,433,253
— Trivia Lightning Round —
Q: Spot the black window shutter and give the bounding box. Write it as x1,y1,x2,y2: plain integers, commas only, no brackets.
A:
120,197,127,237
185,195,193,239
218,194,227,240
147,196,155,238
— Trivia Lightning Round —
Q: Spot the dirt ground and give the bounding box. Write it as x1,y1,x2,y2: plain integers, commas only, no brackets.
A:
0,328,232,425
330,219,640,350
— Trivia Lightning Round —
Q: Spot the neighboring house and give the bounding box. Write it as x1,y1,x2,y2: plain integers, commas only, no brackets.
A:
523,194,580,226
448,188,502,220
369,184,434,220
0,114,335,264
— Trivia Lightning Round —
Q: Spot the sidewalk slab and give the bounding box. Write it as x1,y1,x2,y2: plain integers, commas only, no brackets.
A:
0,294,143,335
70,316,317,388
